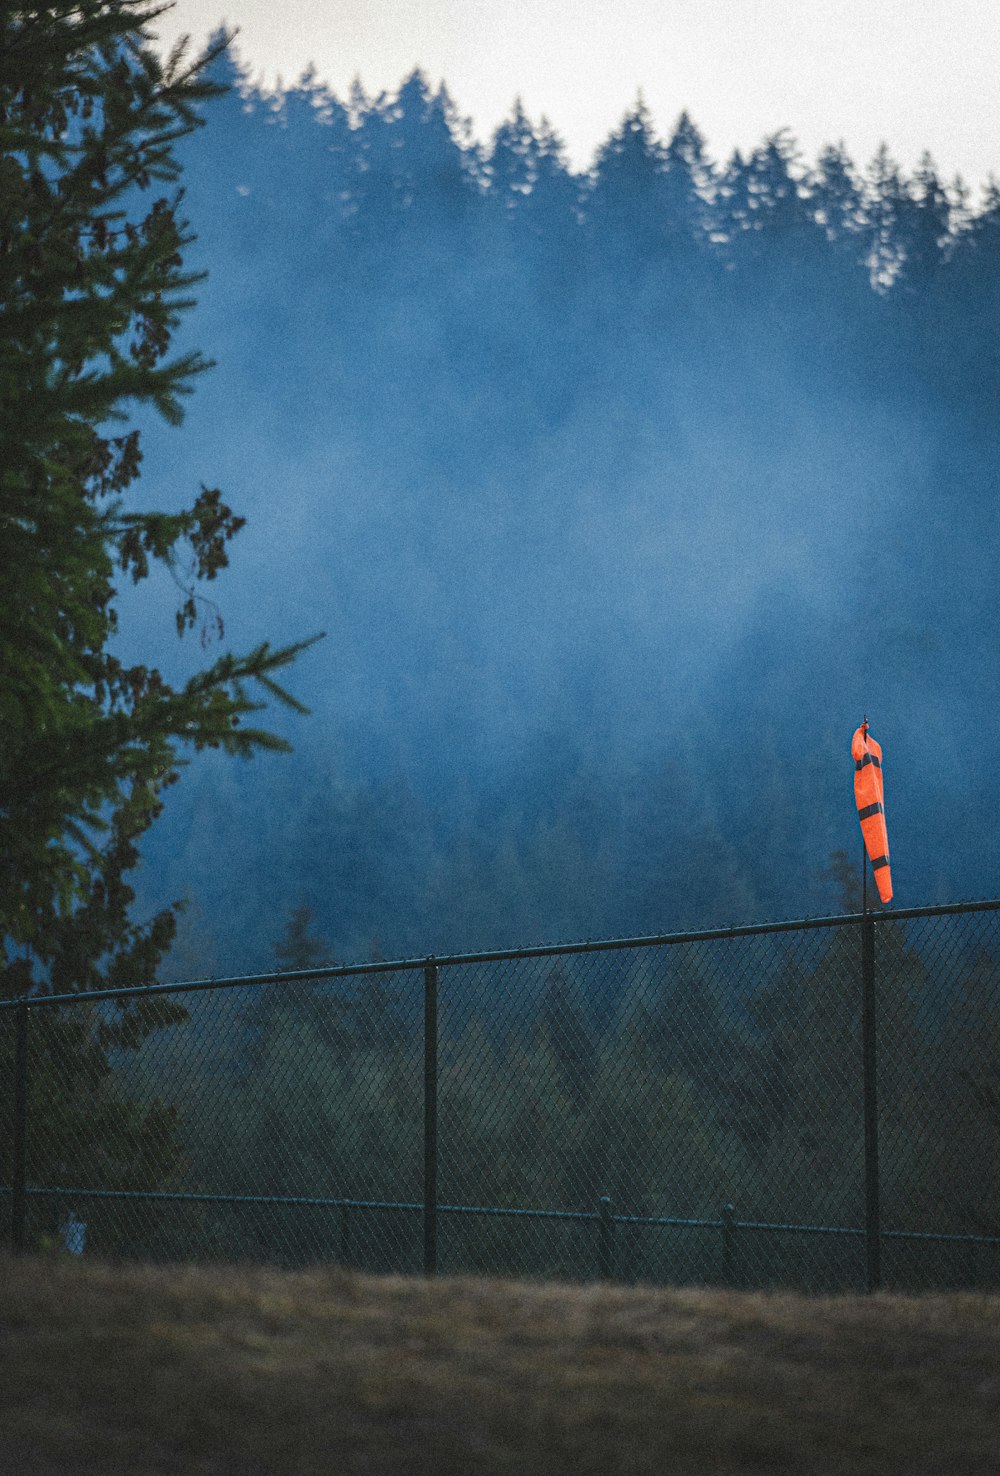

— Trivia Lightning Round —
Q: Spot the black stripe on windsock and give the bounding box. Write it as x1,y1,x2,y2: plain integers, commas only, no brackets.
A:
858,802,884,820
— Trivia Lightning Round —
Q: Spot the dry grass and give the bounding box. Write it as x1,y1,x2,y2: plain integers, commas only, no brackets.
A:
2,1254,999,1474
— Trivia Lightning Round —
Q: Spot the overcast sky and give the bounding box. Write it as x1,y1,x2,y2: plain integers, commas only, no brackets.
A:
154,0,998,188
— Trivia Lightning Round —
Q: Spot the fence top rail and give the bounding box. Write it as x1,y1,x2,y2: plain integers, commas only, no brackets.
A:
4,895,1000,1012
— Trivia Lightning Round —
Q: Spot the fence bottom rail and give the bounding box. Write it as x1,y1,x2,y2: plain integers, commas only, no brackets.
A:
3,1184,998,1291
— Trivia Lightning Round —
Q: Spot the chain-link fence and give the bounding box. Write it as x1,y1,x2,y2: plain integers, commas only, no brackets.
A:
3,901,1000,1292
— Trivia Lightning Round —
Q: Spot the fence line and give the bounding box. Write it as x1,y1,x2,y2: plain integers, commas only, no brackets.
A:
4,899,1000,1292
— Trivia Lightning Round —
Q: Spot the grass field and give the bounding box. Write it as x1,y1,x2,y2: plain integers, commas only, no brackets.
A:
2,1253,999,1474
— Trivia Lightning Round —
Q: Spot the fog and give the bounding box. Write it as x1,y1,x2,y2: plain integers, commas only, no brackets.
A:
116,57,1000,971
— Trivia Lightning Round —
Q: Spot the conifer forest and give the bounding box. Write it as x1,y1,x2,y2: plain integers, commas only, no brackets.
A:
122,51,1000,973
5,13,1000,1280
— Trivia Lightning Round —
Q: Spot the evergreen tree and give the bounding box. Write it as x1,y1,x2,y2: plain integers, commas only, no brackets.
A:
244,903,346,1072
820,848,864,914
0,2,318,1018
539,962,595,1108
865,144,910,290
488,99,542,215
939,177,1000,413
660,110,714,253
347,69,475,250
274,903,336,973
487,102,579,245
586,97,672,270
719,131,821,280
811,143,868,266
894,152,953,290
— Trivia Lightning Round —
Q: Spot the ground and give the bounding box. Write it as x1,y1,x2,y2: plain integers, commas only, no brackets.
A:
2,1254,998,1473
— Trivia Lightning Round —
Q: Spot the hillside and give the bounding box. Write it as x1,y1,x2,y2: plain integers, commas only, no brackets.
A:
3,1253,1000,1474
112,57,1000,973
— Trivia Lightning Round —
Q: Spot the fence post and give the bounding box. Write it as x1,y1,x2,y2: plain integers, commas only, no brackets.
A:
12,1004,29,1255
339,1201,350,1266
721,1202,736,1286
423,960,438,1277
597,1195,614,1280
861,915,881,1292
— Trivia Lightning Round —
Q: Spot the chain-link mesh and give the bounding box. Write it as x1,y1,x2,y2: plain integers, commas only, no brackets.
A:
436,927,867,1289
3,905,999,1292
1,970,423,1272
876,909,1000,1290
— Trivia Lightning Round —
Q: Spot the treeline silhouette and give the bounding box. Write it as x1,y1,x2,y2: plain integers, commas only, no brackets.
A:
121,49,1000,971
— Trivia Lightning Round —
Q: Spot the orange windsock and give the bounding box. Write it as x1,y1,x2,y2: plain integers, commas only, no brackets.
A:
852,720,892,904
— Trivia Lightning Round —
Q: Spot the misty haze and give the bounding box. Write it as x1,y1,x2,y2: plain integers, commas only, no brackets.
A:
119,53,1000,974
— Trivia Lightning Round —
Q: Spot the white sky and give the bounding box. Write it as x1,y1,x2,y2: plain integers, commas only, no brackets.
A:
153,0,999,188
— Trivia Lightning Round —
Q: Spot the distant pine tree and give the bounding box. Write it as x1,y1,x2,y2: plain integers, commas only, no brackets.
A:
275,904,336,972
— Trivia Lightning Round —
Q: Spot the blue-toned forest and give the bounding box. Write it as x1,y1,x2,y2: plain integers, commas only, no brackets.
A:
121,49,1000,974
6,19,1000,1281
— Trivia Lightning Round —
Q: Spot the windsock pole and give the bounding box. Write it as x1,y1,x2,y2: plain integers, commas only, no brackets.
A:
856,714,880,1290
860,714,868,916
861,887,880,1290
